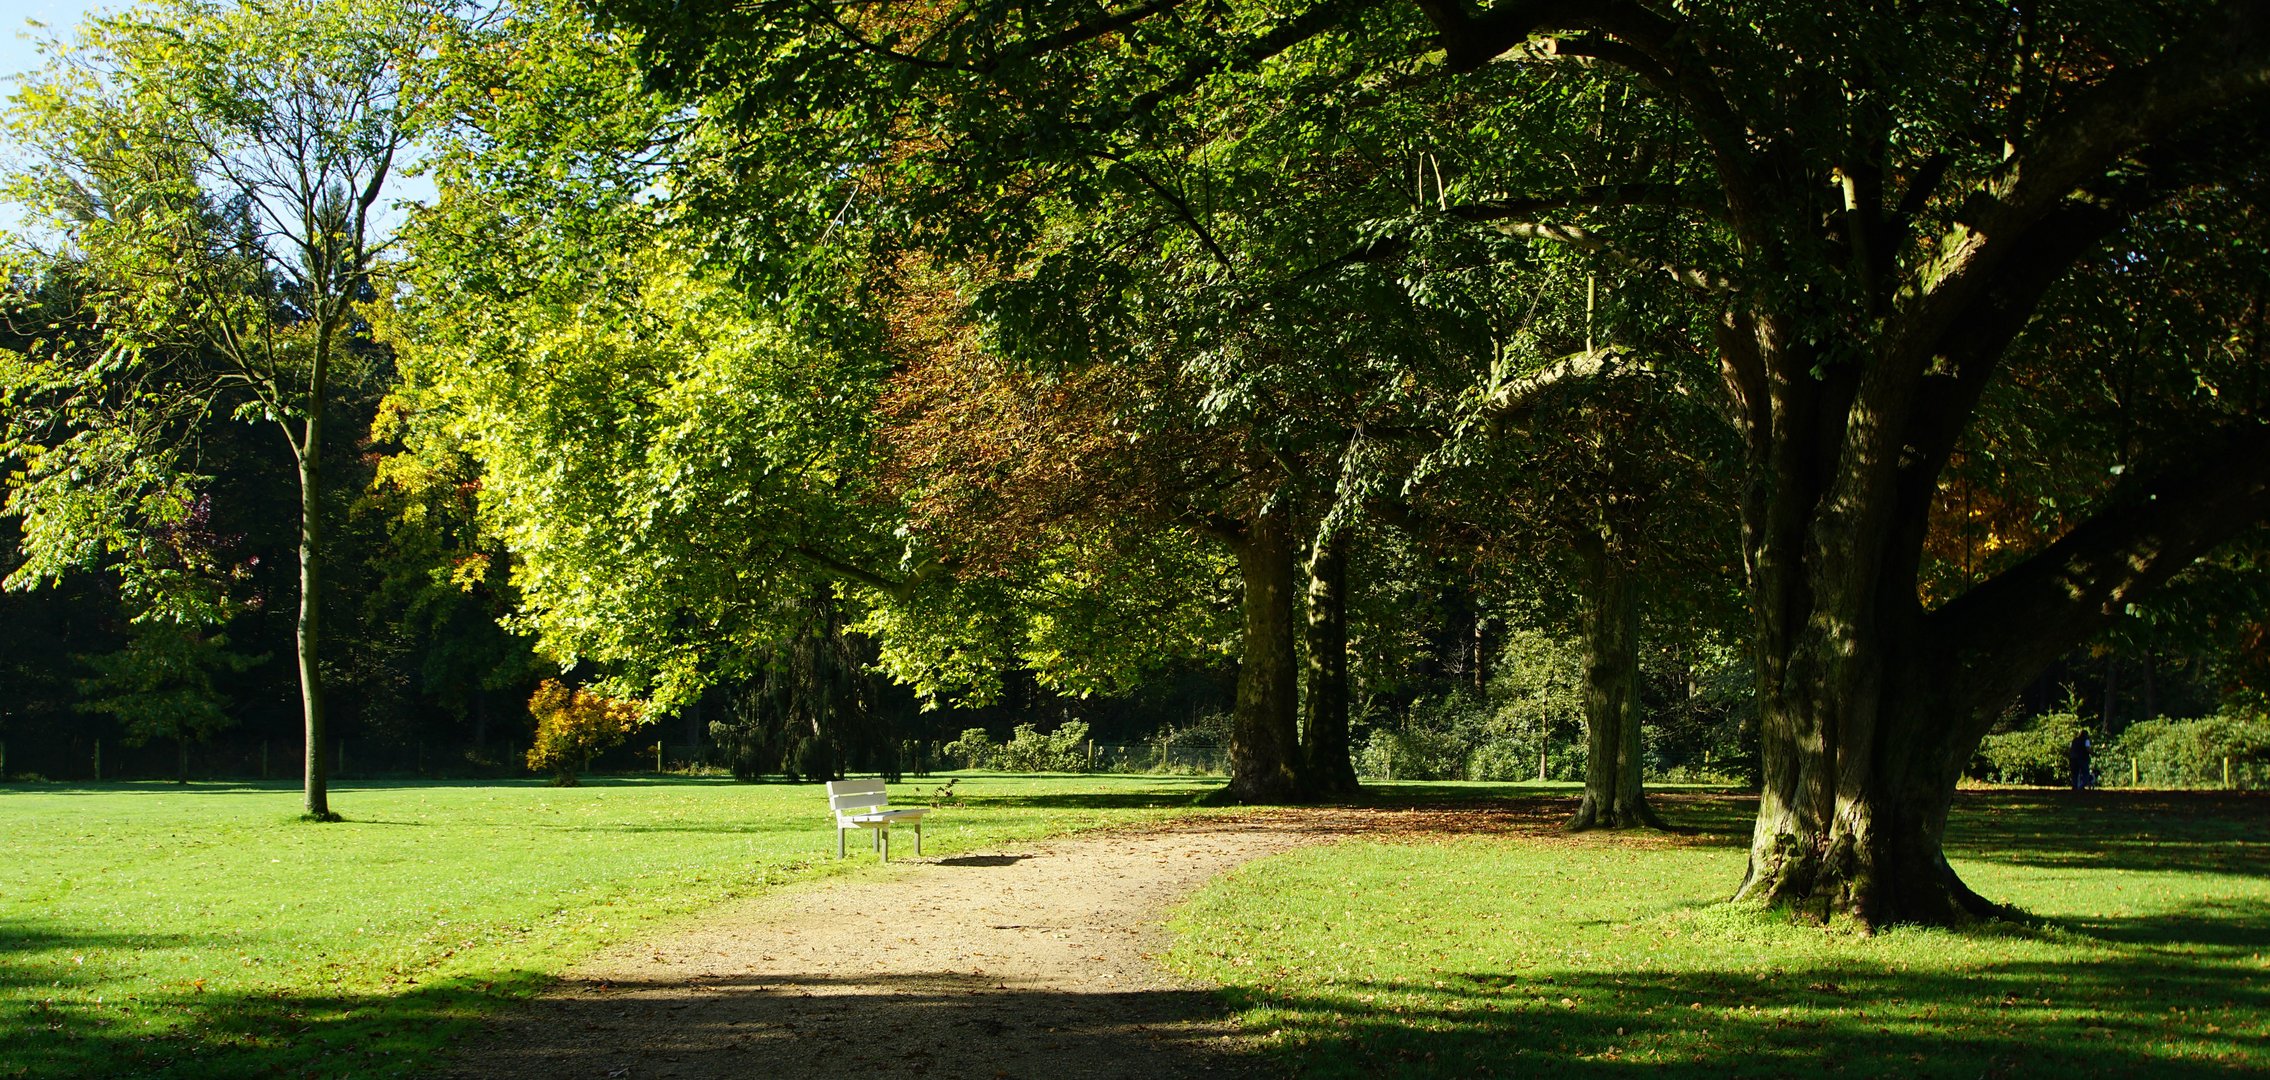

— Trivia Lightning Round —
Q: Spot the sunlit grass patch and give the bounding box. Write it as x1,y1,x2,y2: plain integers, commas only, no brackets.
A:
0,773,1219,1078
1167,792,2269,1078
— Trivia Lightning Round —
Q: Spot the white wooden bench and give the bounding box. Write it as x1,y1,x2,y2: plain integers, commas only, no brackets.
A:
826,779,927,861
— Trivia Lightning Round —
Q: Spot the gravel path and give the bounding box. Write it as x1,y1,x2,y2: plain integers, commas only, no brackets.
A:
442,812,1351,1080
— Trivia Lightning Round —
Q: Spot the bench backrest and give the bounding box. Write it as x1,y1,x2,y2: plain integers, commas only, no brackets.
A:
826,779,889,815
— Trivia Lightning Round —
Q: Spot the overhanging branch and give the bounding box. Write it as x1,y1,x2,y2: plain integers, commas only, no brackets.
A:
1931,422,2270,720
1449,206,1738,292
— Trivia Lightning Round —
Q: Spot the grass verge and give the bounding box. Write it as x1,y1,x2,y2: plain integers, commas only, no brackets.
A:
0,772,1218,1078
1165,789,2268,1078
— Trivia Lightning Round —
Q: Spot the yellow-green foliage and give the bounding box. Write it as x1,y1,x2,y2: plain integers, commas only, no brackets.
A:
2111,712,2270,788
524,680,641,783
1973,710,2090,785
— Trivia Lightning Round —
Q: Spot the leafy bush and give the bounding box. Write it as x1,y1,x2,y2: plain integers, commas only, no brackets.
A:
1354,633,1592,783
2110,713,2270,788
1972,710,2090,785
525,680,641,785
1464,737,1536,782
942,727,999,768
1356,726,1469,781
945,721,1093,772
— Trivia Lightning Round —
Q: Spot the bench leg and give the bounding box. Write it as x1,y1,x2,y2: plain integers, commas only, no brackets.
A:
880,827,889,863
837,828,845,859
915,820,922,857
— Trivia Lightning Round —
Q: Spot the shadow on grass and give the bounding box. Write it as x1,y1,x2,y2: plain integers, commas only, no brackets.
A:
3,969,1260,1080
438,971,1263,1080
0,920,206,992
2057,895,2270,954
1946,790,2269,876
23,946,2254,1079
0,962,556,1080
1227,949,2263,1079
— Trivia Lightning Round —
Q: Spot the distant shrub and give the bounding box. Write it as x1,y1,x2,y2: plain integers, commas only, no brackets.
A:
1465,737,1535,782
525,680,641,785
1972,710,2089,786
943,728,998,768
1356,726,1468,781
2110,713,2270,788
1001,720,1093,772
945,721,1093,772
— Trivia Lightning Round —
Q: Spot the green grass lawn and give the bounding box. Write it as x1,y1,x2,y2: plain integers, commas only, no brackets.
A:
0,772,1222,1079
11,776,2261,1080
1166,788,2270,1079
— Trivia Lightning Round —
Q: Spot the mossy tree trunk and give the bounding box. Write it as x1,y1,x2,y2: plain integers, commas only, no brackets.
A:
1224,505,1310,803
1301,531,1359,797
1567,536,1657,830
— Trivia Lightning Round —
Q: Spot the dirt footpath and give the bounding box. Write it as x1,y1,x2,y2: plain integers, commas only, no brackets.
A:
443,812,1352,1080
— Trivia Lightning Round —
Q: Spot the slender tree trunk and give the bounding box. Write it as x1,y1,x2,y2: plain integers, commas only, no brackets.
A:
1301,531,1358,796
298,346,333,820
2100,650,2120,731
1567,539,1658,830
2140,649,2156,725
1222,507,1308,803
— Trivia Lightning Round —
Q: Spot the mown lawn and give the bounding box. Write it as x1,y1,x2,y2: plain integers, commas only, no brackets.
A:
0,773,1222,1079
1166,788,2269,1079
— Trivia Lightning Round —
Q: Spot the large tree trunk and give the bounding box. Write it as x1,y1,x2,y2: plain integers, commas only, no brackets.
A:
1222,507,1308,803
296,398,333,820
1723,292,2270,928
1566,538,1658,830
1734,619,2006,927
1301,531,1359,797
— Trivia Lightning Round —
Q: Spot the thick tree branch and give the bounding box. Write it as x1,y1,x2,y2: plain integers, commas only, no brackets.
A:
791,543,907,595
1453,183,1719,220
1117,1,1352,118
1931,423,2270,720
1410,0,1599,71
1902,1,2270,369
1486,348,1613,413
1448,207,1738,292
1413,1,1767,243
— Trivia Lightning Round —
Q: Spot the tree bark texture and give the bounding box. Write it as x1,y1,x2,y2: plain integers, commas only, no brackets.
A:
1730,341,2270,927
1301,532,1359,797
1223,507,1309,803
1566,540,1657,830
